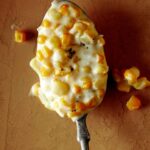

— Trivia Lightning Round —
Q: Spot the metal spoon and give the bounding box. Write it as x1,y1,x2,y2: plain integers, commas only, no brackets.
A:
76,114,90,150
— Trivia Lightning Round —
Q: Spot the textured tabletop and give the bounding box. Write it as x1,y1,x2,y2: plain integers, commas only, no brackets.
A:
0,0,150,150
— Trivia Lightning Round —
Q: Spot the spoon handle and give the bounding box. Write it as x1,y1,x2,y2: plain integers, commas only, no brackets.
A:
76,115,90,150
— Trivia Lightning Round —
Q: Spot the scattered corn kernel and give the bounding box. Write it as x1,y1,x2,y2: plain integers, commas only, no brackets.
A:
37,35,47,44
40,66,51,76
49,35,61,48
51,80,70,96
73,84,82,94
59,4,69,15
124,67,140,84
42,46,53,58
14,30,26,43
117,80,131,92
112,68,123,83
61,33,73,49
81,66,91,73
36,50,44,61
132,77,150,90
126,95,141,111
42,19,51,28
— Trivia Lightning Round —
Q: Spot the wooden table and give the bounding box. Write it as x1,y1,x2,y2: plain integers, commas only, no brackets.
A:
0,0,150,149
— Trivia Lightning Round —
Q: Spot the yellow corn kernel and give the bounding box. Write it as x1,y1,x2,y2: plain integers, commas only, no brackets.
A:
87,97,97,108
126,95,141,111
96,54,104,64
51,80,70,96
81,66,91,73
61,98,70,107
95,64,108,74
132,77,150,90
42,46,53,58
70,6,80,17
30,58,41,74
42,59,52,68
97,89,105,98
74,22,87,34
117,80,131,92
112,68,123,83
80,31,94,44
81,77,92,89
42,19,51,28
61,33,73,49
52,23,60,29
59,4,69,15
66,18,76,29
37,35,47,44
97,36,105,46
93,79,106,89
36,50,44,61
49,35,61,48
31,82,40,96
48,8,62,20
75,102,86,111
40,66,51,76
14,30,26,43
124,67,140,84
73,84,82,94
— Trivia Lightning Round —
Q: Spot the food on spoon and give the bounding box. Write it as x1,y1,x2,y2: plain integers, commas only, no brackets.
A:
126,95,141,111
30,0,108,121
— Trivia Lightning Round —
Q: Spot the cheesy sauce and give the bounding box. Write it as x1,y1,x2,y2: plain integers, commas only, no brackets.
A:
30,0,108,121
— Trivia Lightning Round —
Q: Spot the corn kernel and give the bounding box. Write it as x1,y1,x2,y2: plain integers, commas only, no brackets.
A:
98,36,105,46
75,102,86,111
51,80,70,96
81,76,92,89
73,84,82,94
36,50,44,61
66,18,76,29
70,6,80,17
61,33,73,49
31,82,40,96
73,22,87,34
97,89,105,98
95,64,108,74
42,19,51,28
40,66,51,76
30,58,41,74
112,68,123,83
132,77,150,90
117,80,131,92
48,8,62,20
96,54,104,63
124,67,140,84
42,46,53,58
126,95,141,111
42,59,52,68
88,97,97,108
14,30,26,43
93,79,106,89
80,31,94,44
59,4,69,15
49,35,61,48
81,66,91,73
61,98,70,107
37,35,47,44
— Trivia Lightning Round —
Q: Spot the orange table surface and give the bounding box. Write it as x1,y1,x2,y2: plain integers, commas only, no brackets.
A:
0,0,150,150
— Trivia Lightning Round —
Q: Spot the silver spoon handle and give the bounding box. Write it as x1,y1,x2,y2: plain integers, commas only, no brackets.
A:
76,115,90,150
